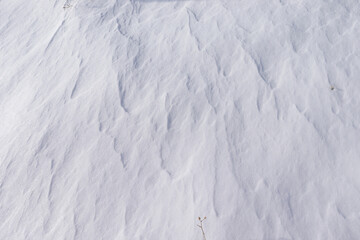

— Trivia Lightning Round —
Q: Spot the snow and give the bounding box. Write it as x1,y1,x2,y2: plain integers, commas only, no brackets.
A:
1,0,360,239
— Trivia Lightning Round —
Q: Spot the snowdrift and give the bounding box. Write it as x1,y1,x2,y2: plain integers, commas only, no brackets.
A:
1,0,360,239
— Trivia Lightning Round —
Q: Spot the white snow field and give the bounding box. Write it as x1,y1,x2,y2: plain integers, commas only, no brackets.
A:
1,0,360,239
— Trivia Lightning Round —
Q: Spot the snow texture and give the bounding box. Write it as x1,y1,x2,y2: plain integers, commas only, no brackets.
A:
1,0,360,239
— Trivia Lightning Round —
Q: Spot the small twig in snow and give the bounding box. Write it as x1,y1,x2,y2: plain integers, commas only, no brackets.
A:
63,3,72,9
197,216,207,240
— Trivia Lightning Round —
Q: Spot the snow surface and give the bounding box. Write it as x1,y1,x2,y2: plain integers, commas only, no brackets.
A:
1,0,360,239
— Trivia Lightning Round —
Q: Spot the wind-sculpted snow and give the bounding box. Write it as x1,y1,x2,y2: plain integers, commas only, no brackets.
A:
1,0,360,239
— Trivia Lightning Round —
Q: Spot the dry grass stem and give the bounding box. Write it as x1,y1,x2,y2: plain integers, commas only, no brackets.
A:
197,216,207,240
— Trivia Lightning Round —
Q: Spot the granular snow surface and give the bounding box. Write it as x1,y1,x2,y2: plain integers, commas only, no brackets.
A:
1,0,360,239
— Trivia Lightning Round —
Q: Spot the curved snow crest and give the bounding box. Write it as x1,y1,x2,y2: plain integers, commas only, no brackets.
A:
1,0,360,239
